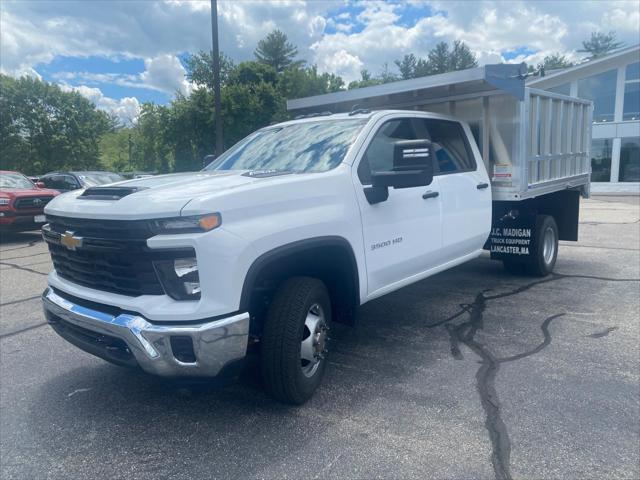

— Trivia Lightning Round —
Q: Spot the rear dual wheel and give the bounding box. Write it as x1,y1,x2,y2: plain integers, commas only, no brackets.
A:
503,215,558,277
260,277,331,404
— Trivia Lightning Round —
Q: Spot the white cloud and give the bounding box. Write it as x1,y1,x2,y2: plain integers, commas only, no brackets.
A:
140,55,192,96
60,84,141,125
1,0,639,96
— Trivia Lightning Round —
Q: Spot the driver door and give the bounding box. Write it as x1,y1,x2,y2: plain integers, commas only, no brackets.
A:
354,117,442,298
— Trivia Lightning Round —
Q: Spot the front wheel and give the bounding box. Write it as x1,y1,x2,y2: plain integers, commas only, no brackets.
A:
260,277,331,404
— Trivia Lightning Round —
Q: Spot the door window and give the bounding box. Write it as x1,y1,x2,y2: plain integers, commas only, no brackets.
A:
422,119,476,175
358,118,424,184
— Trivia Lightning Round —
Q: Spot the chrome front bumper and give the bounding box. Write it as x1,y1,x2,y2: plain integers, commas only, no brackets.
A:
42,288,249,377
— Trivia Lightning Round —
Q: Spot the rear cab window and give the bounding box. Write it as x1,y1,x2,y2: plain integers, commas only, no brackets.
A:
422,119,476,175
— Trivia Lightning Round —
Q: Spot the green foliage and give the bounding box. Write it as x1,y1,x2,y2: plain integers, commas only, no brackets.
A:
395,54,417,80
426,41,478,75
540,53,574,70
579,31,624,60
278,65,344,99
254,29,304,73
348,69,383,89
0,74,113,175
388,41,478,84
184,51,236,89
229,61,278,86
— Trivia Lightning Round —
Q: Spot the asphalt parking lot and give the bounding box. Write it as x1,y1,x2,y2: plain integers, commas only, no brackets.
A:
1,196,639,480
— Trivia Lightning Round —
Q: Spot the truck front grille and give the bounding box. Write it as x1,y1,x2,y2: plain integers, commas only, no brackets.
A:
14,196,53,210
43,215,193,297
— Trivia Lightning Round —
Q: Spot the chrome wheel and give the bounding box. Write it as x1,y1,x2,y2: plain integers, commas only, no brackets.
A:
542,226,556,266
300,303,328,378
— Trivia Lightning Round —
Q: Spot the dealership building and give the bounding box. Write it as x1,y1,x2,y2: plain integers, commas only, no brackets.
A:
529,45,640,193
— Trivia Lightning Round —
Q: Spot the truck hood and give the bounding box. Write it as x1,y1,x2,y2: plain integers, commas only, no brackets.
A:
44,170,286,220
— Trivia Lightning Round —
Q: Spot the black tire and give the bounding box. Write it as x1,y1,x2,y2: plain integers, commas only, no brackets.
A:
526,215,558,277
261,277,331,404
503,259,527,275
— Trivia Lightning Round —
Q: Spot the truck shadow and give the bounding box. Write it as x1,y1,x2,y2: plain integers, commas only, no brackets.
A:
0,230,43,247
30,255,638,479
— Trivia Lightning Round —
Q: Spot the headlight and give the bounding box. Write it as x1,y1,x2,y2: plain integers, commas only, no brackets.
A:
153,257,200,300
150,213,221,234
0,198,10,206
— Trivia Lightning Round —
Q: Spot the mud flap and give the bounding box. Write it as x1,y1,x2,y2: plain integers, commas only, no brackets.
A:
485,206,536,263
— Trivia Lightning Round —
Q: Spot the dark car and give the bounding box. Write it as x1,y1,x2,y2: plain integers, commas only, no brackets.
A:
0,171,60,231
39,171,125,193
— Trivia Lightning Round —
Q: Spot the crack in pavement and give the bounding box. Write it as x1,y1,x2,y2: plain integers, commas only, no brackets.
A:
561,244,640,252
0,261,48,276
580,219,639,225
1,251,49,261
426,273,640,480
0,239,43,252
0,322,47,339
0,295,41,307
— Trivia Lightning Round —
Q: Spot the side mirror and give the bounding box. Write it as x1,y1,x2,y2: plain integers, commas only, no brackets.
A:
365,139,434,204
35,181,46,189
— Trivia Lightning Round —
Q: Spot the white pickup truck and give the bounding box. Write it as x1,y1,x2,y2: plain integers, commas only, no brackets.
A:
42,65,592,404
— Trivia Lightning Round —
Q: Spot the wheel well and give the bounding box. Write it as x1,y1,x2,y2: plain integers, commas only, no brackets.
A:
240,237,360,335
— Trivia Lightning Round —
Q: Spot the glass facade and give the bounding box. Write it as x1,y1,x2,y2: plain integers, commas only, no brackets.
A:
623,62,640,121
591,139,612,182
619,137,640,182
578,69,617,123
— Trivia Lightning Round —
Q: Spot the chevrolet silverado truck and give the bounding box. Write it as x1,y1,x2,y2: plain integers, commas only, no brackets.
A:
42,65,592,404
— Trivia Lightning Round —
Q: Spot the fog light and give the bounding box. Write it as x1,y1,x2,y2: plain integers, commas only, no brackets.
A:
174,258,198,278
153,257,201,300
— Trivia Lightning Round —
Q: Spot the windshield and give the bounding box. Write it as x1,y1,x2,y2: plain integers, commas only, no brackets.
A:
206,119,367,173
78,173,124,187
0,173,34,189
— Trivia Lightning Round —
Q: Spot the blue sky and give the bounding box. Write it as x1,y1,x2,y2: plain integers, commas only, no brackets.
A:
2,0,638,123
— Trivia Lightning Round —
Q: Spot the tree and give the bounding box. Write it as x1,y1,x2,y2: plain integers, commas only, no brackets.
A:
579,31,624,60
379,63,398,84
254,30,304,73
541,53,574,71
0,74,112,174
450,41,478,71
348,69,382,89
394,41,477,80
278,65,344,99
395,54,418,80
427,41,478,75
184,51,236,89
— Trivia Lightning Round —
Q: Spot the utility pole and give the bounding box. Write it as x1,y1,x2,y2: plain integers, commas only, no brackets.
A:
210,0,223,155
128,133,133,169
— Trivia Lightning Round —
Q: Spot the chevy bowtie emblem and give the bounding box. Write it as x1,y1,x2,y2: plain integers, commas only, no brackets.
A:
60,231,83,251
33,198,42,206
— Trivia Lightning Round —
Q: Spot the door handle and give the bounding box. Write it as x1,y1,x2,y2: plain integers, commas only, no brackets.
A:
422,191,439,199
476,182,489,190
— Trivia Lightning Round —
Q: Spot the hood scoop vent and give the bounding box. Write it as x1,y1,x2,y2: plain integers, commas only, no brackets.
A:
79,186,147,200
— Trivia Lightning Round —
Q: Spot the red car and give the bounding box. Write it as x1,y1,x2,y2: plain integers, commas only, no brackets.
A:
0,171,60,232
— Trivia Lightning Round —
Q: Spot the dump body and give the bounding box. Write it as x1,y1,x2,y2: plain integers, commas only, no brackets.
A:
421,88,592,200
287,64,593,201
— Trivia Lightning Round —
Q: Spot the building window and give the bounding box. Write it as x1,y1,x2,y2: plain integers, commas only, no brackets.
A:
623,62,640,121
619,137,640,182
591,139,612,182
578,69,617,123
547,83,570,96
